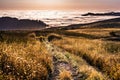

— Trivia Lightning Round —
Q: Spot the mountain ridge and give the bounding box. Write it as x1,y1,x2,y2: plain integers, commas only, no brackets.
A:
82,12,120,16
0,17,48,30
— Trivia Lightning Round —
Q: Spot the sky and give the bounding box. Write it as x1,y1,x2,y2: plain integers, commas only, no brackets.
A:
0,0,120,11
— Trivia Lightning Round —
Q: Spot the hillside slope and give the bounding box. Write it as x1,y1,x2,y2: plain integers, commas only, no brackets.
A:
0,17,48,30
60,17,120,30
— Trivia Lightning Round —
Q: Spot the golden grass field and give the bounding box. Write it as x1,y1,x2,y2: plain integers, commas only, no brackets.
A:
52,28,120,80
0,33,53,80
0,27,120,80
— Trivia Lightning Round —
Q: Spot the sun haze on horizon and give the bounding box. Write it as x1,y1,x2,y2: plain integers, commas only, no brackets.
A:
0,0,120,11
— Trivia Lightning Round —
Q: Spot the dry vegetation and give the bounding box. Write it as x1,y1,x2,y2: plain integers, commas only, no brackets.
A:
64,50,107,80
58,69,72,80
52,28,120,80
0,32,53,80
0,28,120,80
68,28,120,38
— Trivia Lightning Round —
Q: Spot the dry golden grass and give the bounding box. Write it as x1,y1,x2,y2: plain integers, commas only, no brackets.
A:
58,69,72,80
0,36,53,80
1,28,120,80
66,53,107,80
68,28,120,38
52,32,120,80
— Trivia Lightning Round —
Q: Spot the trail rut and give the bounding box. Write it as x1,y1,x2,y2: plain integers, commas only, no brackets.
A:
44,41,81,80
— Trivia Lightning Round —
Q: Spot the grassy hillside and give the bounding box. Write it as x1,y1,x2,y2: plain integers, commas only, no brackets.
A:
59,17,120,30
52,28,120,80
0,32,53,80
0,18,120,80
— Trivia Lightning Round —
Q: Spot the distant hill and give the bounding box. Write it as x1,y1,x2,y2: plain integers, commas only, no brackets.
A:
0,17,48,30
60,17,120,30
82,12,120,16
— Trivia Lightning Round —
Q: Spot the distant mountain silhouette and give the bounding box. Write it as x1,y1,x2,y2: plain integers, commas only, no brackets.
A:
0,17,48,30
82,12,120,16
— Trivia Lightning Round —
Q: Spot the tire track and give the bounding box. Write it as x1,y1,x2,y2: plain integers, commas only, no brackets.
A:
44,41,80,80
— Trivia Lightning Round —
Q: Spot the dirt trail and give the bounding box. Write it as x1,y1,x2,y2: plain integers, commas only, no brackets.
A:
44,41,81,80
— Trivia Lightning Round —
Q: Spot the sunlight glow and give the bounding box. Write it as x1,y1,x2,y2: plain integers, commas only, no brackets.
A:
0,0,120,10
37,0,65,6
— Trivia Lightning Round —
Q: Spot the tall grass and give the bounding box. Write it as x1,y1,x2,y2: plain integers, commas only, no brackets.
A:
65,53,107,80
53,37,120,80
0,34,53,80
58,69,72,80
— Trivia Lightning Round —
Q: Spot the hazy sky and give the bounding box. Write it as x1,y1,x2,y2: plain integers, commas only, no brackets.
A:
0,0,120,11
